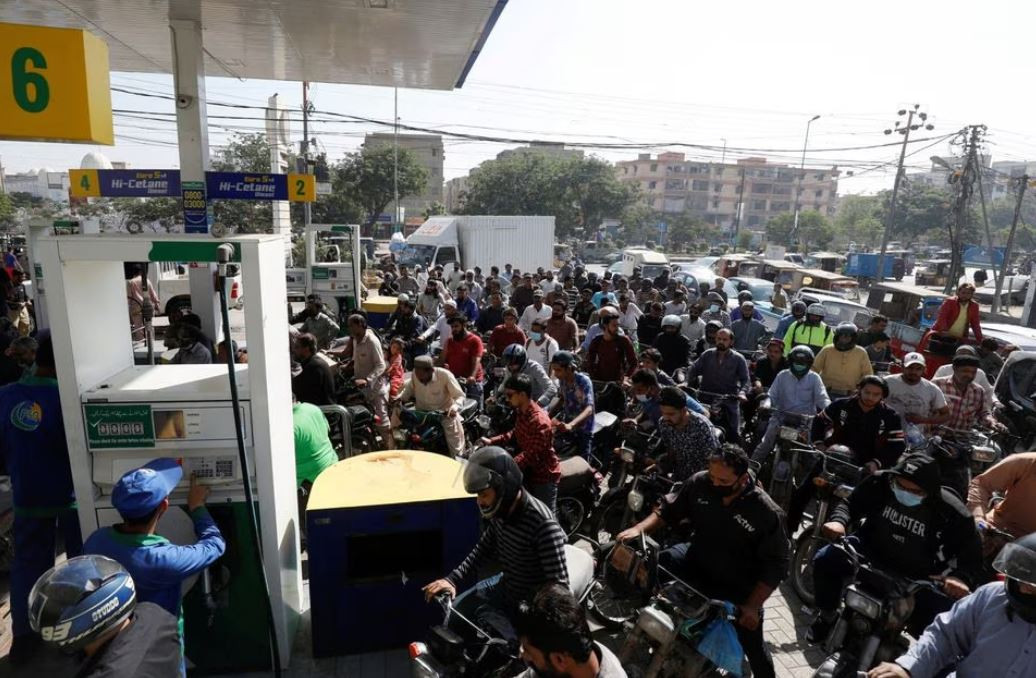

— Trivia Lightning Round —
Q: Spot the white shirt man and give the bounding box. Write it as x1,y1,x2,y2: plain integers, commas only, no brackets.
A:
519,295,553,334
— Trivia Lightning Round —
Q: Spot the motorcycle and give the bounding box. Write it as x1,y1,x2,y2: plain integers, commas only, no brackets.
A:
812,538,946,678
760,411,817,512
592,465,679,547
789,447,862,606
685,388,739,444
993,350,1036,453
396,399,481,457
555,409,621,470
409,544,595,678
589,429,663,543
555,455,600,539
318,403,379,458
618,538,739,678
922,426,1000,501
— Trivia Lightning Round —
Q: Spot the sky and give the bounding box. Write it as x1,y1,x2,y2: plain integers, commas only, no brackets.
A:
3,0,1036,196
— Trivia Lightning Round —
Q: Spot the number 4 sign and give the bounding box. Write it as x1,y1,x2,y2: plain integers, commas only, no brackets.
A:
0,22,114,144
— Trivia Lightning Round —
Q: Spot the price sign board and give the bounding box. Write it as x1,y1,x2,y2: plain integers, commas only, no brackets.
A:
0,22,113,144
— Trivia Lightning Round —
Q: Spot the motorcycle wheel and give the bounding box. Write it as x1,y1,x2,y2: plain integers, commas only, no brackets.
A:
556,497,585,538
791,529,823,607
588,578,642,629
591,499,627,544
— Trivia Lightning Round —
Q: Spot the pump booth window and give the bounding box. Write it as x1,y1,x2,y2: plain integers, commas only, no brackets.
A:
153,410,186,439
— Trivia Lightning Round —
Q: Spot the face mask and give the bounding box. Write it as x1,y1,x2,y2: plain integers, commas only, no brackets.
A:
709,480,741,499
1006,579,1036,623
689,316,699,322
790,363,809,376
530,331,543,342
892,482,924,508
635,393,649,403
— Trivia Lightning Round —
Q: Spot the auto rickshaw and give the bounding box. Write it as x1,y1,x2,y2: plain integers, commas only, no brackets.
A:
711,253,758,279
914,259,953,287
865,281,947,367
804,251,847,273
738,259,801,284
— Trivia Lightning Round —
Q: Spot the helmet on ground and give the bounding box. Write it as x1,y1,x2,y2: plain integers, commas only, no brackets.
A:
661,314,682,329
788,345,815,366
834,322,858,351
29,555,136,653
463,446,524,519
806,303,826,319
502,343,527,369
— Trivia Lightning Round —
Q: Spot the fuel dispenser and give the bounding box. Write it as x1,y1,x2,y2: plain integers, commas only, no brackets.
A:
39,234,300,672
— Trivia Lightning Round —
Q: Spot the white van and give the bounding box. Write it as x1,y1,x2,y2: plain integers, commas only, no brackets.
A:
148,262,244,317
621,248,670,279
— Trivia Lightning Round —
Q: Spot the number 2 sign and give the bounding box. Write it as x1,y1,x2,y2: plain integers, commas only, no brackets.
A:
0,22,114,144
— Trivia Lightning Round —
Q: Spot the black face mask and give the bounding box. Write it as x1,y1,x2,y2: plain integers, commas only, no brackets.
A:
1007,579,1036,623
708,479,741,499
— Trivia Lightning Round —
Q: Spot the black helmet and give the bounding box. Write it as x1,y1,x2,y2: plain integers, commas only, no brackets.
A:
834,322,858,351
790,299,807,316
788,345,815,367
29,555,136,653
994,532,1036,622
463,446,524,519
737,290,753,303
502,343,527,369
550,350,577,368
705,320,723,333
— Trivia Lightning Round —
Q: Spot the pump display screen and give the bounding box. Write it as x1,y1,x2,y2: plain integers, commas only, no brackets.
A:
153,411,186,439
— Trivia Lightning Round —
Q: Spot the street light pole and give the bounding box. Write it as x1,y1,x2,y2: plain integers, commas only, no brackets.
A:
876,105,932,284
791,114,820,242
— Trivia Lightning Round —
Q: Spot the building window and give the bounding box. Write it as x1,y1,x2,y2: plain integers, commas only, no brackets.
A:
632,166,638,175
748,215,761,227
714,167,724,176
771,201,790,211
712,199,720,208
815,189,824,198
815,173,825,181
752,183,772,194
752,200,767,211
650,163,658,172
692,180,709,191
713,182,722,192
623,167,628,175
648,181,657,190
665,179,686,191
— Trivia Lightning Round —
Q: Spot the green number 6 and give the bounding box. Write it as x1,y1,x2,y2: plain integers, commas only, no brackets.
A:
11,47,50,113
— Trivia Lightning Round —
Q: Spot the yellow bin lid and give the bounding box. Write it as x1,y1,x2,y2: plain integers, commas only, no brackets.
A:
362,295,399,314
308,450,473,511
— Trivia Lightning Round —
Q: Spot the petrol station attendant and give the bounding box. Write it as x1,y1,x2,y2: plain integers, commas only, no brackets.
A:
84,458,226,646
0,332,83,664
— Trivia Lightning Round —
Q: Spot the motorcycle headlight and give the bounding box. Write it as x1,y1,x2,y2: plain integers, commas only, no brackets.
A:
845,586,882,620
628,489,645,512
971,446,996,463
621,447,635,463
476,414,491,430
833,484,853,499
779,426,800,441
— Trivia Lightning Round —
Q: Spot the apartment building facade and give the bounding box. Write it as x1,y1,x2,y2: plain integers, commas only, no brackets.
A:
363,132,444,219
616,152,839,233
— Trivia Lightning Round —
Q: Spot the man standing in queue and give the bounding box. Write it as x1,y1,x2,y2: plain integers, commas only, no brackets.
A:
423,447,568,643
341,314,393,448
618,445,790,678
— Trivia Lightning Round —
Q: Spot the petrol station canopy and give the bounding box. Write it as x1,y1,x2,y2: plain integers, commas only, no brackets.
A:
1,0,507,88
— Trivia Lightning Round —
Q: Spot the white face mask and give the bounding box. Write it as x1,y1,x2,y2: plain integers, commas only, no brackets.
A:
635,393,649,403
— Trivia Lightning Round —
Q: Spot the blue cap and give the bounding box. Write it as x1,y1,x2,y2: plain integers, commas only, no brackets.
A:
111,458,183,520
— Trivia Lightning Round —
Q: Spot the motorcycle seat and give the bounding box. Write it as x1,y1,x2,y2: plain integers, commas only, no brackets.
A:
558,456,594,494
346,405,373,427
459,398,479,419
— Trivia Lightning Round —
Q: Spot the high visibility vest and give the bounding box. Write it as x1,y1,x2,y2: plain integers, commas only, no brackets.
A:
783,321,833,357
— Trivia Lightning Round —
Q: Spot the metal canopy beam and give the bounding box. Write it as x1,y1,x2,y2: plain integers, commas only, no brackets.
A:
1,0,506,89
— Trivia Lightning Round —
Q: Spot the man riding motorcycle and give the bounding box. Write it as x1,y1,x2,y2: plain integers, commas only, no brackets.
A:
809,453,982,642
693,319,723,357
618,445,790,678
868,531,1036,678
967,452,1036,562
549,351,596,462
813,322,873,397
775,299,807,341
688,327,750,443
654,385,721,481
496,344,557,408
751,345,829,463
628,368,706,429
652,314,692,376
422,447,568,643
783,303,833,357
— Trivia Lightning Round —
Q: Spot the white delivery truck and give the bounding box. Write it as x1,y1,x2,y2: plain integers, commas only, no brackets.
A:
399,216,554,273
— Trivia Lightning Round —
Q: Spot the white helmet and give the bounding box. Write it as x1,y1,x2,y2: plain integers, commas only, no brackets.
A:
662,314,682,329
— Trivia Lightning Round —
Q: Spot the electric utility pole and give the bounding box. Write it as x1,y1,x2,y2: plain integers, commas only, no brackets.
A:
732,167,746,250
942,126,985,296
301,82,313,232
393,87,400,232
993,174,1030,314
876,105,932,285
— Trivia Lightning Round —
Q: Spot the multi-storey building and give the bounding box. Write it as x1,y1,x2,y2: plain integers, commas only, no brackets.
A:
615,152,839,233
363,133,444,219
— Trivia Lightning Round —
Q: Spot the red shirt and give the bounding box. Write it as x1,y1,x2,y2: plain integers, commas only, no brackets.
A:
386,354,405,398
489,402,560,484
489,324,527,355
443,331,484,382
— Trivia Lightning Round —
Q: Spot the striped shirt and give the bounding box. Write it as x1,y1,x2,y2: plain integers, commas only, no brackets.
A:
447,492,568,607
933,375,989,431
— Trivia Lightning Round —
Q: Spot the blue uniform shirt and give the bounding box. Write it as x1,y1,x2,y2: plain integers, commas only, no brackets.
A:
84,507,226,617
0,375,76,514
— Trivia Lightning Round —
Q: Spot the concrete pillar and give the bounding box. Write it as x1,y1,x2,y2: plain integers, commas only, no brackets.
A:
169,11,221,342
266,94,293,261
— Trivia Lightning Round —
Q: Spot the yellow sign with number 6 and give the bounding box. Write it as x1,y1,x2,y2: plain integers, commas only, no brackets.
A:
0,22,113,144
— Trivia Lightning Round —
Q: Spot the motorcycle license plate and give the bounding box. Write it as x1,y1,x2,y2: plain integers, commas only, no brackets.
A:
779,426,800,441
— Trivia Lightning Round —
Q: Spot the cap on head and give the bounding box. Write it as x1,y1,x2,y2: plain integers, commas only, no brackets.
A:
111,458,183,520
890,452,942,497
550,350,576,368
903,352,926,368
413,355,434,369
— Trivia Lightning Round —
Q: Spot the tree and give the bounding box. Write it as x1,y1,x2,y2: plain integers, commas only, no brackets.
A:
423,201,446,218
737,231,753,251
112,198,181,233
667,212,713,250
766,210,834,249
459,153,638,239
879,183,955,243
0,192,15,229
290,152,365,227
337,145,427,226
834,195,883,247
